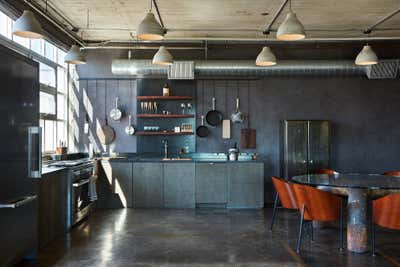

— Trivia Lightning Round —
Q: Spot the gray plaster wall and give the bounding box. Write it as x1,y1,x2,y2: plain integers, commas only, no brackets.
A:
75,44,400,202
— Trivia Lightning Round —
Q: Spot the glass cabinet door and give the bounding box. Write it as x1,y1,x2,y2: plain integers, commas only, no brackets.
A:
283,120,308,179
308,121,330,174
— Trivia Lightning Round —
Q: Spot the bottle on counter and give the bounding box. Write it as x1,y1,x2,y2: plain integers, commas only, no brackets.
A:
163,83,170,96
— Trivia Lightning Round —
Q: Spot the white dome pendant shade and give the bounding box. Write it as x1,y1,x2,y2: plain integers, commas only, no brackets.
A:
255,46,277,66
137,12,165,41
276,11,305,41
355,45,378,65
65,45,86,64
12,10,44,39
152,46,173,65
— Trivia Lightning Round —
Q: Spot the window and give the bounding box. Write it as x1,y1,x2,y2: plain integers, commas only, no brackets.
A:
0,10,69,153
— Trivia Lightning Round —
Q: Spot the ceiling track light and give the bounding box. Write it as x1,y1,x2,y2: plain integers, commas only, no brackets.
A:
65,45,86,65
152,46,173,65
256,46,277,66
12,10,44,39
276,0,305,41
355,45,378,66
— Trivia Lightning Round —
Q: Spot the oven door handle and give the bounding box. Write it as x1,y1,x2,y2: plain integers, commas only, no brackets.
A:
73,178,91,187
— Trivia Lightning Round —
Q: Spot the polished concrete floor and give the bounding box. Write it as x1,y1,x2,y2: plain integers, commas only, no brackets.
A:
19,208,400,267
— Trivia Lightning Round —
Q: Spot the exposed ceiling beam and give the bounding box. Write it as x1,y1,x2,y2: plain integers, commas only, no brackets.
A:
364,7,400,34
263,0,289,35
21,0,85,47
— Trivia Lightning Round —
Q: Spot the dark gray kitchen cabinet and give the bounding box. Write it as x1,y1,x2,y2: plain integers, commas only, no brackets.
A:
282,120,330,179
101,161,133,208
195,163,227,205
37,170,68,248
163,163,195,208
132,163,163,208
227,163,264,209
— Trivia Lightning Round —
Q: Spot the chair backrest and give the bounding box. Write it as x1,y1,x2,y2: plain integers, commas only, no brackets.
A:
271,176,297,209
292,183,341,222
383,171,400,177
316,169,338,175
374,194,400,230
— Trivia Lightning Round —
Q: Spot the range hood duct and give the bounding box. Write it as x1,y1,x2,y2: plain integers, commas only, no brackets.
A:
111,59,367,77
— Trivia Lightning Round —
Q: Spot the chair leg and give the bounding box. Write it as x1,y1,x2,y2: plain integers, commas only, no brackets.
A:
310,221,314,241
371,200,376,256
270,192,279,231
339,198,344,251
296,204,305,254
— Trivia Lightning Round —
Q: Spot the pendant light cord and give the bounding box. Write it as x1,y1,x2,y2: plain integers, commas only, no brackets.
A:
149,0,153,12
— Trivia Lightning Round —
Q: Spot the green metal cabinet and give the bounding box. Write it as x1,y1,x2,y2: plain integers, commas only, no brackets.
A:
195,163,227,205
132,163,163,208
163,163,195,208
227,163,264,209
101,161,133,208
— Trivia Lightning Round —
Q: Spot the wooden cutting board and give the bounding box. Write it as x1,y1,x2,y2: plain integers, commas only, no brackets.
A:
222,119,231,139
241,128,256,149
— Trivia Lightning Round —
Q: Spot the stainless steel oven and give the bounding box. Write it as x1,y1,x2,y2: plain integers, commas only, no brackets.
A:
70,163,94,227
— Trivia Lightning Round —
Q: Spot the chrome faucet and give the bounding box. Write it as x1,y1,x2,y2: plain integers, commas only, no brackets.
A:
162,139,168,159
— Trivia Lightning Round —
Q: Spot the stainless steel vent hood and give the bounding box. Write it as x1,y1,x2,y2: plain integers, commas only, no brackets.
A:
111,59,367,77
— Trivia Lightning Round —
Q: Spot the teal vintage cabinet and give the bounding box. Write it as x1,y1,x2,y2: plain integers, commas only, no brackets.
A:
163,163,195,208
132,162,163,208
227,163,264,209
195,163,227,206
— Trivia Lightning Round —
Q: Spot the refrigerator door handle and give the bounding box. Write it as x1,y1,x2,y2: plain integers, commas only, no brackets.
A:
28,126,42,178
0,195,37,209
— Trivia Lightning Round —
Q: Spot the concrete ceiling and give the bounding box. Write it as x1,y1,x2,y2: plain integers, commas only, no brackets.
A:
34,0,400,42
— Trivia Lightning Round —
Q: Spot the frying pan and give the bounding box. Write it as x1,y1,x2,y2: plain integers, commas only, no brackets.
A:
206,97,223,126
125,115,135,135
110,97,122,121
196,115,209,137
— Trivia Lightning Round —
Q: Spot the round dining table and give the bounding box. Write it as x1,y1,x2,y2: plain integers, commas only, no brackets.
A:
292,173,400,253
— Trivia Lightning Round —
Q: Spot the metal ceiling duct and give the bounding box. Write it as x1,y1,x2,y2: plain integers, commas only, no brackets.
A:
111,59,367,77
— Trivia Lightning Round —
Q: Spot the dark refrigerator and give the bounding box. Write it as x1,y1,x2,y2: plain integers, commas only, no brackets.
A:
0,44,41,266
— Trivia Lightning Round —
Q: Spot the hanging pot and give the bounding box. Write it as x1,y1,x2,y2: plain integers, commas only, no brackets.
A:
125,115,135,135
231,98,244,123
110,97,122,121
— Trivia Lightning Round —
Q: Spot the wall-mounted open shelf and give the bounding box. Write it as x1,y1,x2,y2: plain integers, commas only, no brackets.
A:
136,131,194,136
136,96,193,101
136,114,194,118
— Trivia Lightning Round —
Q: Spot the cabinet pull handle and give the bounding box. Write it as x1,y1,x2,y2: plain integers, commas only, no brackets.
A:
0,195,37,209
209,162,215,165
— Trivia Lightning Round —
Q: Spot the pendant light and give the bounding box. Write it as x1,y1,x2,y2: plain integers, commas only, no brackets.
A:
152,46,173,65
12,10,44,39
276,0,305,41
256,46,277,66
355,45,378,65
65,45,86,65
137,0,165,40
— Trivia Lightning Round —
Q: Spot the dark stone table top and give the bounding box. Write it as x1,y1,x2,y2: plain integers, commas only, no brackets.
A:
292,173,400,190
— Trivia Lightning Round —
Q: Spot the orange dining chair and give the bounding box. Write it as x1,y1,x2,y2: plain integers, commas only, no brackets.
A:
315,169,339,175
270,177,298,231
383,171,400,176
371,193,400,256
292,183,344,253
